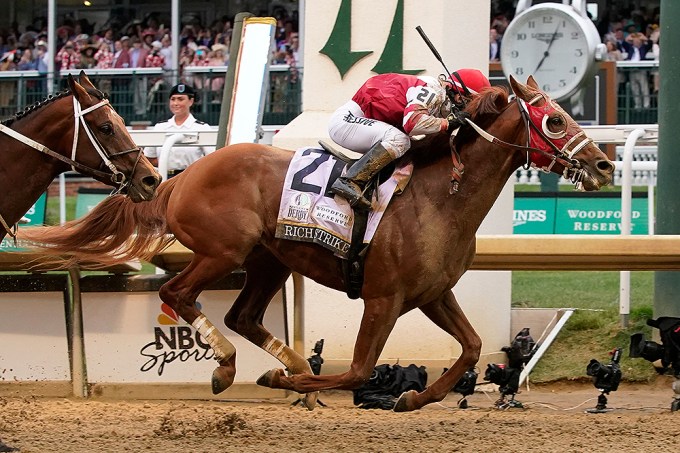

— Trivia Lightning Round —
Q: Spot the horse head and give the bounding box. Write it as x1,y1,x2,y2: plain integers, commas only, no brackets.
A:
507,75,615,191
67,71,160,201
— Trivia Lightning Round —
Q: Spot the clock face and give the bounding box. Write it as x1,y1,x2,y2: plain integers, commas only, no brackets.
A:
500,5,595,100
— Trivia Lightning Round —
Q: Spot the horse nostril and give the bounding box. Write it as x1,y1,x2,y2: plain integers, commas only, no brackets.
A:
597,159,615,174
143,175,160,189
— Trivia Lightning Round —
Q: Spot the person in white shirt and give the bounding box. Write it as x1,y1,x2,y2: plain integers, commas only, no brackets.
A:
143,83,214,176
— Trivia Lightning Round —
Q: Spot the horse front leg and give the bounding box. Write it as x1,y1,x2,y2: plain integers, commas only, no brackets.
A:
394,290,481,412
257,295,402,395
158,253,240,394
224,250,319,409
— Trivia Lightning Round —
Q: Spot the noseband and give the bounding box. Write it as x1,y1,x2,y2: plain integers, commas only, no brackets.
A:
0,93,143,239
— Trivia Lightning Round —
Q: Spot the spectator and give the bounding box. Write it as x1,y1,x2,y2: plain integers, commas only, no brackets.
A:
613,27,631,56
97,27,115,53
143,83,213,176
16,47,37,70
648,24,660,94
74,34,90,53
127,35,149,116
113,36,131,68
489,28,501,61
625,32,652,109
78,44,97,69
128,35,148,68
34,40,49,73
55,25,73,49
604,39,624,90
56,40,80,70
94,41,114,68
159,34,173,70
142,31,155,51
145,41,165,68
94,41,114,94
208,43,228,66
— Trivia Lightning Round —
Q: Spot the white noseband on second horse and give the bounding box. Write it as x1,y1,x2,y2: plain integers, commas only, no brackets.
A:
72,97,126,184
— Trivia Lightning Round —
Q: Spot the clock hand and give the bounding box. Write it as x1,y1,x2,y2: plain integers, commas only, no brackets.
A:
534,24,561,73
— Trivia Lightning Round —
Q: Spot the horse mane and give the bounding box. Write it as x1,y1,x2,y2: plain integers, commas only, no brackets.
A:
409,86,511,164
466,86,509,120
1,85,107,127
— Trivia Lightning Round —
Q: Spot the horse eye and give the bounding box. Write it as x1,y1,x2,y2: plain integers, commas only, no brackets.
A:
99,123,114,135
551,116,563,126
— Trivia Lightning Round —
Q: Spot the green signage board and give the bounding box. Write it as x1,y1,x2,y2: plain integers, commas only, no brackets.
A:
75,191,109,219
513,197,556,234
0,192,47,251
554,197,649,234
513,193,650,235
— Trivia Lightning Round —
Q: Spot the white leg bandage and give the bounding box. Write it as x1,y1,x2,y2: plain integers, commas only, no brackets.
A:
192,314,236,362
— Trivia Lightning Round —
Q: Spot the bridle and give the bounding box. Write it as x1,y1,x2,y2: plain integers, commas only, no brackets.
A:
0,92,143,240
449,92,592,193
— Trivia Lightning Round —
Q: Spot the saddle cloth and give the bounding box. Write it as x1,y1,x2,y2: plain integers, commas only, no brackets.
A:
275,146,412,259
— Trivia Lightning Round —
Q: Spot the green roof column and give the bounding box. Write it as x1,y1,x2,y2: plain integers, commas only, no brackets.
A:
654,0,680,318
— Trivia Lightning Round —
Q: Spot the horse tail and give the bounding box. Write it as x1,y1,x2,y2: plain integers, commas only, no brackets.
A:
19,177,180,268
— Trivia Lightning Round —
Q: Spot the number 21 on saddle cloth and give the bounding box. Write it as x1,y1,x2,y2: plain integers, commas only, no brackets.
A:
275,146,412,258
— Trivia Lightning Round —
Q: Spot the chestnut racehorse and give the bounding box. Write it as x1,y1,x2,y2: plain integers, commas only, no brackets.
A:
0,71,159,241
21,76,614,412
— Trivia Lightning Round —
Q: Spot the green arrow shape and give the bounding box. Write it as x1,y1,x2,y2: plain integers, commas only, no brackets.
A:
319,0,373,79
372,0,424,75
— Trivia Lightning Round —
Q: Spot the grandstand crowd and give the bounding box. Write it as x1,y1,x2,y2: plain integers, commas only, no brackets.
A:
0,3,661,115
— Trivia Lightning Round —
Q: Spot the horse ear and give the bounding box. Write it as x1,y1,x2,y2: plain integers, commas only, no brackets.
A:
526,75,540,90
78,71,97,91
508,75,534,101
67,73,90,102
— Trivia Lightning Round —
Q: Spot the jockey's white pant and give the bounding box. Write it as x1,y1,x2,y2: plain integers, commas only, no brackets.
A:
328,100,410,159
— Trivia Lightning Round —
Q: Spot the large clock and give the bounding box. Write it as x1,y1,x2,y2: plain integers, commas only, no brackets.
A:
500,2,604,101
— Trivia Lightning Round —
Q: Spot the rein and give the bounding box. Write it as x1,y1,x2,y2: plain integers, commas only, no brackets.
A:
450,93,591,191
0,94,142,239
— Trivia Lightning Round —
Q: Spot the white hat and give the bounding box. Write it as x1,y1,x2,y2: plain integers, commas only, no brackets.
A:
151,40,162,49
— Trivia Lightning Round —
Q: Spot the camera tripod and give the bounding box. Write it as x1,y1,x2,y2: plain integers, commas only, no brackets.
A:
586,390,615,413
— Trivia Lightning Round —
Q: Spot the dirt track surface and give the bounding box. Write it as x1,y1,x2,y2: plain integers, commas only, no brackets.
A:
1,381,679,453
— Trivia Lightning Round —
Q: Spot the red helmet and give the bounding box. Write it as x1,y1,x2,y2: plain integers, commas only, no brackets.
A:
449,68,491,96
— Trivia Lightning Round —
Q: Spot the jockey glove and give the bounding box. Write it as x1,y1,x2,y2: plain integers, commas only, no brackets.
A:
447,111,471,133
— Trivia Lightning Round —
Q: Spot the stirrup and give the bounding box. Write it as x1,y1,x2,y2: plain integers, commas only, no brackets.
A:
332,179,371,210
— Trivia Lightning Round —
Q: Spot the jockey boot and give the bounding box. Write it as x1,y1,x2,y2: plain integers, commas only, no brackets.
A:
331,142,394,210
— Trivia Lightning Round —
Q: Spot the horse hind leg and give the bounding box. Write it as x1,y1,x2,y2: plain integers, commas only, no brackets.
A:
225,249,319,409
258,294,403,399
394,290,482,412
158,253,241,394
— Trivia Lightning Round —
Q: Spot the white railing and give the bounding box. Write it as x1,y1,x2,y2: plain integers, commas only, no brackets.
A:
57,125,281,220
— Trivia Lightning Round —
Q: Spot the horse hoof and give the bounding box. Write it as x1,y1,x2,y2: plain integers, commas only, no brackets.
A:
393,390,418,412
256,369,282,388
211,366,235,394
301,392,318,411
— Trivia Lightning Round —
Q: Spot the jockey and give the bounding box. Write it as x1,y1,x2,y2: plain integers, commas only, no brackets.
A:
328,68,491,210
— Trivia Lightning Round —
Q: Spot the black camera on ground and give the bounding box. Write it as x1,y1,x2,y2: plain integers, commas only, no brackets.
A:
450,368,478,409
502,327,536,369
307,339,324,376
485,363,520,396
485,363,522,409
585,347,622,413
629,317,680,377
586,348,622,394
